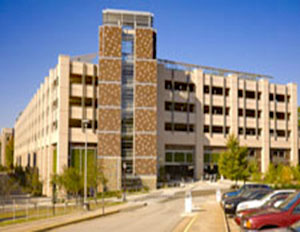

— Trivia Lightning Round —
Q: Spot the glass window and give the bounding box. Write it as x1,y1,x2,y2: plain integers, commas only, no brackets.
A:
165,81,172,90
204,86,210,94
165,123,172,131
186,153,193,163
165,102,173,111
122,32,133,60
174,82,187,91
189,84,195,92
165,152,173,162
174,152,185,162
278,192,300,211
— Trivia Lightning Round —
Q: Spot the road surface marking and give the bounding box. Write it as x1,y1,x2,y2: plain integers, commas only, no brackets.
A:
184,214,199,232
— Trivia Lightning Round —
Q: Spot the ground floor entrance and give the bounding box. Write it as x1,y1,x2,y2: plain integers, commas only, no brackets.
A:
165,165,194,181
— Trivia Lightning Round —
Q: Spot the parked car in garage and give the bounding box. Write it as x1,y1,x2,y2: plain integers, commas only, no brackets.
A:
237,189,295,213
242,191,300,231
224,188,272,214
235,192,293,226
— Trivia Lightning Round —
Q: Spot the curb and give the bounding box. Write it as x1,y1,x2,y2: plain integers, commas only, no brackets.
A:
11,203,148,232
34,210,120,232
119,202,148,212
34,203,147,232
220,204,230,232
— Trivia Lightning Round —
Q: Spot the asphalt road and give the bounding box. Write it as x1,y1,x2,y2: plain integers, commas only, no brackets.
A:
52,197,185,232
50,182,229,232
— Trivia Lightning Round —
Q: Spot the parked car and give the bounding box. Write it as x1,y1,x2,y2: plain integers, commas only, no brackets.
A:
235,192,293,226
237,189,295,213
242,191,300,231
260,219,300,231
224,188,272,214
222,184,271,202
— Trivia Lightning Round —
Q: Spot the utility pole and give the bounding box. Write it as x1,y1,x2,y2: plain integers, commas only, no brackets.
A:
123,162,127,202
83,119,90,210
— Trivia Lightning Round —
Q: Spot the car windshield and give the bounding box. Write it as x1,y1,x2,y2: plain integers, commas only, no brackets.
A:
259,192,273,202
263,197,276,207
263,196,284,208
277,192,300,211
249,191,269,200
240,190,257,198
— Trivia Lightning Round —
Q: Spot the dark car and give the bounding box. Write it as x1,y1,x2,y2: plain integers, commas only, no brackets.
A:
235,192,292,226
242,191,300,231
222,184,271,202
224,188,272,215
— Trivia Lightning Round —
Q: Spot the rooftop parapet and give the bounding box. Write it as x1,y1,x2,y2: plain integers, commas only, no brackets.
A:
102,9,153,28
158,59,273,80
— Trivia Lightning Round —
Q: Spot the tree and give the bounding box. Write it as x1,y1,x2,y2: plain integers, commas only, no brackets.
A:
9,166,42,196
264,163,278,184
5,137,14,170
29,168,43,196
0,174,18,198
88,162,107,194
247,161,262,182
56,166,83,199
292,165,300,185
278,165,293,186
22,167,43,196
218,134,248,183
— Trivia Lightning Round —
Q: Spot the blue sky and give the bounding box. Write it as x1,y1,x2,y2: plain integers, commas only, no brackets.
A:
0,0,299,130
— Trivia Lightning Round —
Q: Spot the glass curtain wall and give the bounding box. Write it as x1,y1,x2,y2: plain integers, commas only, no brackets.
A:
121,28,134,175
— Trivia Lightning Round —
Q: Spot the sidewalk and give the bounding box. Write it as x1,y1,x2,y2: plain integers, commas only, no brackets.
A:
174,195,226,232
0,201,146,232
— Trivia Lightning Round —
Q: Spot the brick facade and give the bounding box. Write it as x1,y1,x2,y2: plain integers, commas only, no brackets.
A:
99,84,121,106
135,61,157,83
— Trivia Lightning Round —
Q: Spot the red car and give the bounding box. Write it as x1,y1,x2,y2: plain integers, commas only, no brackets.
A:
235,193,291,226
242,191,300,231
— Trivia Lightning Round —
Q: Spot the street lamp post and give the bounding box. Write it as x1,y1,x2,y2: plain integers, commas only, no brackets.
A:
83,119,90,210
122,162,127,202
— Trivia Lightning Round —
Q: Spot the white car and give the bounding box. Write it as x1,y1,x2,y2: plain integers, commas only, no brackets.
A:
236,189,295,213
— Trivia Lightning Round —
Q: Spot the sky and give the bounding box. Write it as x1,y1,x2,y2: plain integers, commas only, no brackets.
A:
0,0,299,130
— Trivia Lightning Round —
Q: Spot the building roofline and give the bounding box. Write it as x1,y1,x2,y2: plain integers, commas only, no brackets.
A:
157,58,273,80
103,9,154,17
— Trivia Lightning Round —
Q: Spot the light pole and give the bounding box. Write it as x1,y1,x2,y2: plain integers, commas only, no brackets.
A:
83,119,90,210
122,162,127,202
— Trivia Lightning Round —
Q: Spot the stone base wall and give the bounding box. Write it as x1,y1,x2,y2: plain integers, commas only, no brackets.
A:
99,159,121,191
140,177,157,190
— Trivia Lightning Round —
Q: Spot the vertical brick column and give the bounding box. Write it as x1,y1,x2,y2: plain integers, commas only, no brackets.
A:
98,25,122,191
134,28,157,189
